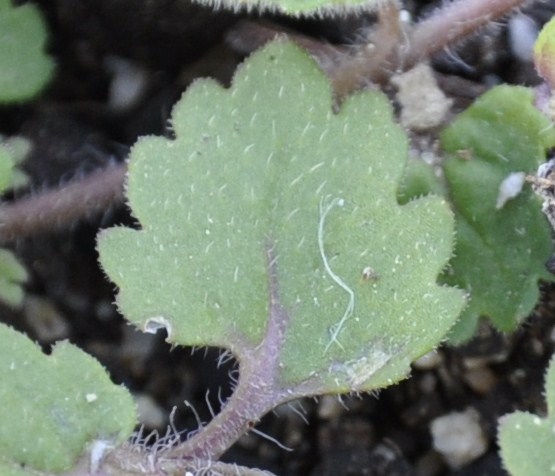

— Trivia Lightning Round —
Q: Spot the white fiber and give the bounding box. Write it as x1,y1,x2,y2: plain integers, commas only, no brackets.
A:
318,196,354,353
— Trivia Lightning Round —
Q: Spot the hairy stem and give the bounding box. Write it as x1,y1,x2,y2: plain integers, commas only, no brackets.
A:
330,1,402,97
165,243,291,461
403,0,531,70
0,164,126,243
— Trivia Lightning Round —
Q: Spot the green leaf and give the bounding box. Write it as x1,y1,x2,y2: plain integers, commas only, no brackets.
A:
190,0,394,17
0,325,136,473
0,137,30,190
0,250,27,307
499,354,555,476
0,145,13,193
0,137,31,307
0,0,54,103
439,85,555,342
397,159,446,205
534,17,555,88
98,40,464,396
0,458,40,476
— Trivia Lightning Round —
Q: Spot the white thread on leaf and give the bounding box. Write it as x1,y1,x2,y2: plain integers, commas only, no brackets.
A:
318,196,354,353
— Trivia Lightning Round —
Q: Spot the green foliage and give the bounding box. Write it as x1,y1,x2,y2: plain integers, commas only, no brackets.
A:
0,0,54,103
498,354,555,476
534,17,555,88
190,0,393,18
397,159,446,205
400,86,555,342
0,137,30,307
0,324,136,473
0,137,30,190
0,250,27,307
440,86,555,342
99,40,465,396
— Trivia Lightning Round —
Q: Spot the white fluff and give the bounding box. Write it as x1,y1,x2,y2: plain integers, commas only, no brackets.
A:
496,172,526,209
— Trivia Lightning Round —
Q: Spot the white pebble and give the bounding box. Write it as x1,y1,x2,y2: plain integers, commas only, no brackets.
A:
430,408,487,469
508,14,538,63
105,56,148,111
134,393,167,429
413,350,442,370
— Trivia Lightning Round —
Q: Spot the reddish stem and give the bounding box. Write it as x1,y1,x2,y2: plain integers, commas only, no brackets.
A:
0,164,126,243
403,0,531,70
165,243,292,461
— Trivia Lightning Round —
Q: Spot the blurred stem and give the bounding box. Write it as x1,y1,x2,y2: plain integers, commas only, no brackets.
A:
403,0,531,70
0,164,126,243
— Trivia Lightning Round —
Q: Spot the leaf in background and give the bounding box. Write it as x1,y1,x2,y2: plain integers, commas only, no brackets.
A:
0,0,54,103
0,250,27,307
534,16,555,89
99,40,464,399
0,137,31,307
498,354,555,476
0,325,136,473
397,158,446,205
0,143,13,193
439,85,555,342
0,137,30,190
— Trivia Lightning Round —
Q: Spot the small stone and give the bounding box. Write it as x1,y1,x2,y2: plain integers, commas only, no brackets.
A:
508,14,538,63
430,408,488,470
317,395,344,420
413,350,442,370
134,393,166,429
463,366,497,395
391,63,453,131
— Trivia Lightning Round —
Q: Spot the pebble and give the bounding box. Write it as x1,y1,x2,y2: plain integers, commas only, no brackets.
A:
391,63,453,131
463,366,498,395
134,393,167,429
23,295,69,342
317,395,345,420
430,408,488,470
413,350,442,370
508,14,538,63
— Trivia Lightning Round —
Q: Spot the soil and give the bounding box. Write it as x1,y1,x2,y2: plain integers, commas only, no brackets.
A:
2,1,555,475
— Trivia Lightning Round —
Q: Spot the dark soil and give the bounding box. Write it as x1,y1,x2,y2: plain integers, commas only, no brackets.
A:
2,1,555,475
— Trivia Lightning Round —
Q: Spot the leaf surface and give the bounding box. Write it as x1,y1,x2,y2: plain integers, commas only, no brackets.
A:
0,0,54,102
499,354,555,476
0,325,136,472
440,86,555,342
99,40,465,395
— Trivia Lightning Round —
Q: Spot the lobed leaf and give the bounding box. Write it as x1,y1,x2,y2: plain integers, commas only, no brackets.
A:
0,325,136,473
499,354,555,476
99,40,465,397
0,0,54,103
439,86,555,342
